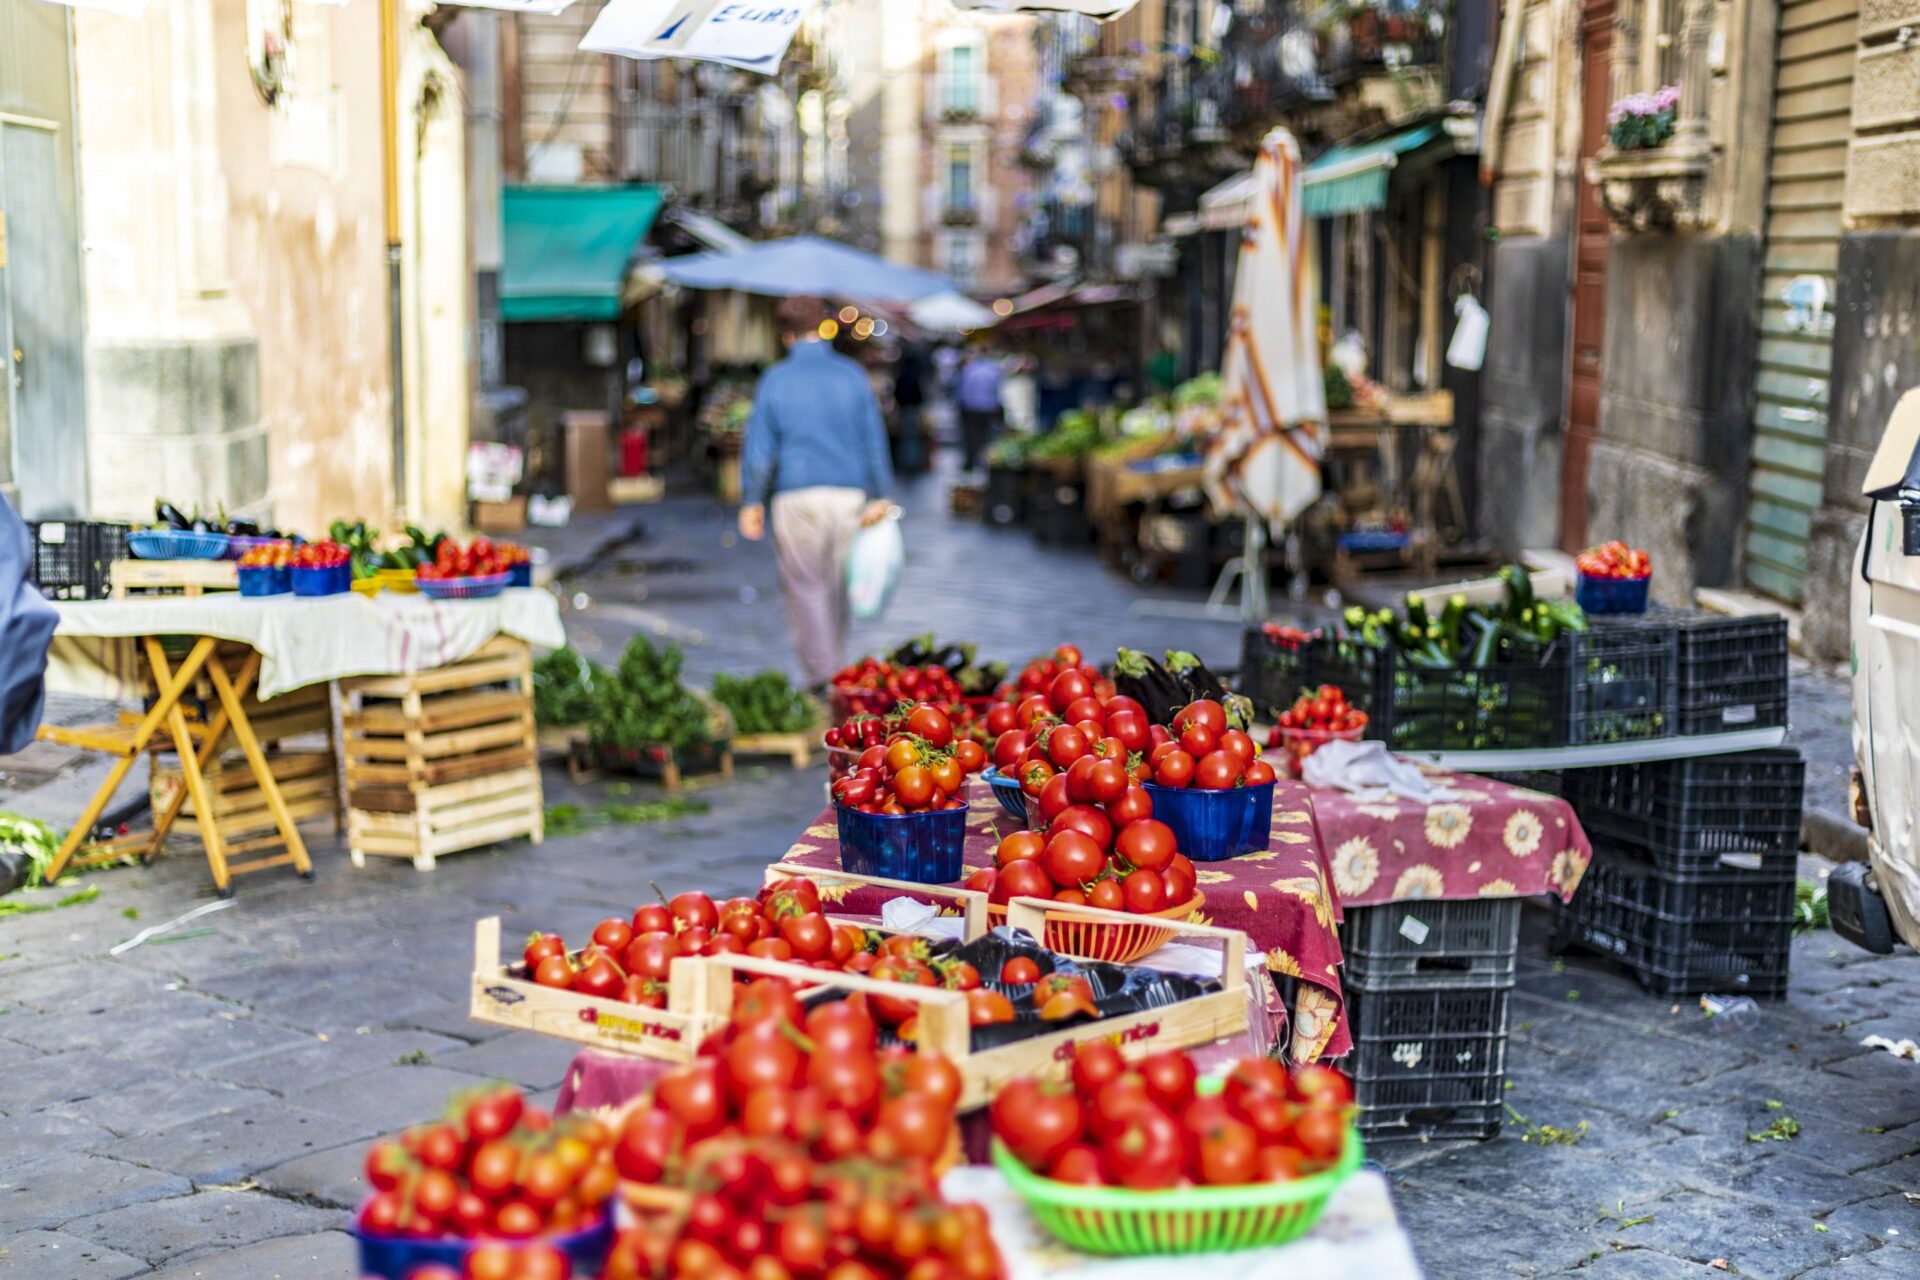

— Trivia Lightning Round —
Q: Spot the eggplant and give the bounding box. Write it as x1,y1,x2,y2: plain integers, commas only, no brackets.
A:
226,518,261,537
155,501,192,531
1113,648,1187,724
1164,650,1229,703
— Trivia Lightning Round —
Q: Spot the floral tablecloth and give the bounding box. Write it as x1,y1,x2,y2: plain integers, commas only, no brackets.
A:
778,776,1351,1062
1311,771,1592,907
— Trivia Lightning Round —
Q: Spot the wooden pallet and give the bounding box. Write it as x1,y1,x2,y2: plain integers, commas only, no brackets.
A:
340,636,542,869
110,559,239,598
728,730,820,769
151,749,339,842
567,737,734,790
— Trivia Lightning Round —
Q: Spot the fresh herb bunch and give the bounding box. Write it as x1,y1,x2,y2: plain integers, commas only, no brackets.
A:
589,636,713,754
533,646,603,728
711,671,815,736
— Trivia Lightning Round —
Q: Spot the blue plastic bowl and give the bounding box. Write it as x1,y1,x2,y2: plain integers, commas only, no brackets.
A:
509,563,532,588
980,767,1029,822
418,572,510,601
836,801,969,882
1575,572,1651,614
1143,779,1276,862
126,529,231,560
291,563,351,597
236,565,289,597
354,1215,613,1280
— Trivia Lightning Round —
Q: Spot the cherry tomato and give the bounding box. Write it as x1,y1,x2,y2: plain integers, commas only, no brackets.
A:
1001,956,1041,984
893,764,935,808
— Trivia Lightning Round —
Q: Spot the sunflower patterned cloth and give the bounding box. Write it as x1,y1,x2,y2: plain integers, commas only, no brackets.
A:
1311,771,1593,908
779,775,1352,1063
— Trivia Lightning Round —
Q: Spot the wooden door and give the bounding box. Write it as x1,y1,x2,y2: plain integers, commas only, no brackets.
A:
1561,0,1613,552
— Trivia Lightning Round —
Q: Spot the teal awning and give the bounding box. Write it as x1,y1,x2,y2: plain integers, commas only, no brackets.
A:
1302,123,1445,219
501,185,666,322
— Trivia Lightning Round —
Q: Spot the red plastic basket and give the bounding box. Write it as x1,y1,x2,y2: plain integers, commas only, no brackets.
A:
987,892,1205,964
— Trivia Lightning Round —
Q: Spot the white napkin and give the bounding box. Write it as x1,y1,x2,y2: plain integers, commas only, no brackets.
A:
879,895,968,939
1301,739,1456,803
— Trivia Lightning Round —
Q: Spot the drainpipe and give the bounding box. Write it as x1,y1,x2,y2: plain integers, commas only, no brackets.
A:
382,0,407,518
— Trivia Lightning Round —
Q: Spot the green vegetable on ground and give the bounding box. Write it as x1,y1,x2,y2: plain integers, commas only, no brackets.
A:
533,646,603,728
589,636,715,755
711,671,815,737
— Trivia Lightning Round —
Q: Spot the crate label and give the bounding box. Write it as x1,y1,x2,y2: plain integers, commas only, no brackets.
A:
1052,1020,1162,1061
1722,704,1757,726
1391,1040,1426,1069
581,1006,684,1043
38,522,67,545
483,985,525,1007
1398,915,1431,946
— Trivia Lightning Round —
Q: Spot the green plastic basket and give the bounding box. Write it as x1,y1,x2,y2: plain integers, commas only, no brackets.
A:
989,1122,1363,1256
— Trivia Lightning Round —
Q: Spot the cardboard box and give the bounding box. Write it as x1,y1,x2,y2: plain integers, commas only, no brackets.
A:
471,496,528,534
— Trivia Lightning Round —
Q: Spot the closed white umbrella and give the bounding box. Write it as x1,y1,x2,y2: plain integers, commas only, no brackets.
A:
1203,127,1326,620
908,291,999,333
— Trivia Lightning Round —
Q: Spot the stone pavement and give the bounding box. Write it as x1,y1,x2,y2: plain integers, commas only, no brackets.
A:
0,456,1909,1278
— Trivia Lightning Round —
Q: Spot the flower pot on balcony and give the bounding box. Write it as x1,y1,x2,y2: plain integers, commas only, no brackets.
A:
1585,144,1713,233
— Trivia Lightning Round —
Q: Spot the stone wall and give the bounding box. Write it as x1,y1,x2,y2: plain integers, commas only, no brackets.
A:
1476,235,1569,553
1588,234,1760,602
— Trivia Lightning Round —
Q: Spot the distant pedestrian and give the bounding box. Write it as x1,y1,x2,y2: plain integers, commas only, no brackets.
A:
0,495,56,755
893,345,929,474
739,296,896,690
954,344,1005,472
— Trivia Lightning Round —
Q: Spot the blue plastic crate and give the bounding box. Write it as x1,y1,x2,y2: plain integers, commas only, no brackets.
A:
291,564,351,596
355,1215,612,1280
1141,780,1275,862
1576,573,1651,614
237,565,289,597
836,802,969,882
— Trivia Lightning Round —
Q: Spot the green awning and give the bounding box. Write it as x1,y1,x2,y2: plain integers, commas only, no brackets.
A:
1302,123,1445,219
501,185,666,322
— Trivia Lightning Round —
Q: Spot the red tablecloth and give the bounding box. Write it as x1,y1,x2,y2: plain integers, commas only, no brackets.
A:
778,776,1351,1062
1311,772,1592,907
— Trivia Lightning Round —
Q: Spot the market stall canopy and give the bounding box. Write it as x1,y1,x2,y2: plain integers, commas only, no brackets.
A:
1005,281,1134,316
656,235,955,302
501,184,665,322
1302,122,1446,219
908,291,999,333
949,0,1142,13
662,205,754,255
1198,169,1260,231
581,0,819,73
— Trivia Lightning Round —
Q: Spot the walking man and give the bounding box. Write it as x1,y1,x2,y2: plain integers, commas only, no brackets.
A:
739,296,895,689
954,343,1005,472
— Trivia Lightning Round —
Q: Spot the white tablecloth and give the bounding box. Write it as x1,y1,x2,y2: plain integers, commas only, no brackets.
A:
940,1167,1425,1280
48,589,567,702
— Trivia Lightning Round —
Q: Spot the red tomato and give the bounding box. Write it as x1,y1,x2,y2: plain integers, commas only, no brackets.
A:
1122,867,1167,913
1050,804,1114,852
986,703,1019,736
1153,749,1196,789
1042,829,1107,889
892,764,934,808
1062,696,1106,727
1035,771,1072,823
523,932,566,970
992,729,1029,770
1089,1073,1155,1138
1163,855,1197,906
1087,878,1126,911
1016,694,1053,729
989,1078,1085,1170
1294,1065,1354,1108
991,859,1055,905
1194,751,1242,791
533,955,574,990
669,892,719,931
1020,760,1055,798
1115,818,1176,873
1179,722,1217,758
997,830,1046,868
1001,956,1041,984
1071,1040,1127,1097
1217,729,1257,768
965,866,998,894
905,703,954,748
1195,1114,1262,1185
1065,755,1100,803
1048,669,1093,713
1085,758,1129,805
1048,1144,1104,1185
1294,1108,1347,1162
1136,1050,1198,1112
778,911,832,961
1108,784,1154,827
1099,1106,1184,1190
1245,759,1278,786
928,755,965,796
1047,725,1089,768
1105,708,1151,754
954,739,988,773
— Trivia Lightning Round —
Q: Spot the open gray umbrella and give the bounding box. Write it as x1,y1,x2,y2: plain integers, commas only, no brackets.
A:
657,235,957,303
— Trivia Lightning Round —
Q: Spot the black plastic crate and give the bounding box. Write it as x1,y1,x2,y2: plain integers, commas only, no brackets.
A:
1550,844,1794,997
26,520,131,601
984,465,1026,527
1481,770,1564,796
1239,625,1311,719
1304,625,1675,751
1596,607,1788,736
1561,749,1805,874
1344,983,1509,1141
1028,478,1091,546
1341,898,1521,990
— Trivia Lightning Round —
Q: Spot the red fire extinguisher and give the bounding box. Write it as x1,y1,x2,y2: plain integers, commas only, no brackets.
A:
619,425,648,478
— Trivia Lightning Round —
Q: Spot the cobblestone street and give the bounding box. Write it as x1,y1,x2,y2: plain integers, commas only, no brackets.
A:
1,466,1913,1279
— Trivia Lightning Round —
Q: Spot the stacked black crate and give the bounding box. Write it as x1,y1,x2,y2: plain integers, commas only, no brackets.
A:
1555,749,1807,996
1338,897,1522,1141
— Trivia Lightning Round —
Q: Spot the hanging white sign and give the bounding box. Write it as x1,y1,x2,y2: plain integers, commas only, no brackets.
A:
581,0,819,74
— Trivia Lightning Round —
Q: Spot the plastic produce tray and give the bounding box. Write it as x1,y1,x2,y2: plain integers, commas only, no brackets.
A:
1343,983,1510,1142
1339,898,1521,991
1550,843,1794,997
1595,606,1788,736
27,520,130,601
1560,748,1805,874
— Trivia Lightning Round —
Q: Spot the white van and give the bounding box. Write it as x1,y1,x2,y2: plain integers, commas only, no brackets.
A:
1831,388,1920,953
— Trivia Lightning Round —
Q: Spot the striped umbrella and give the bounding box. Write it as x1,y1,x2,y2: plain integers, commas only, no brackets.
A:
1204,127,1327,531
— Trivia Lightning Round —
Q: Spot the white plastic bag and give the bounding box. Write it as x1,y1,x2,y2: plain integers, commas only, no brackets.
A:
845,512,904,620
1447,293,1490,371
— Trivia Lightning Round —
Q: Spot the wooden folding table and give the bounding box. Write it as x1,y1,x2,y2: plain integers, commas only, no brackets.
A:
39,634,316,895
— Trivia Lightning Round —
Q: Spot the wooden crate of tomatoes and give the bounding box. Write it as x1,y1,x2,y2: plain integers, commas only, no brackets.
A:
467,871,990,1063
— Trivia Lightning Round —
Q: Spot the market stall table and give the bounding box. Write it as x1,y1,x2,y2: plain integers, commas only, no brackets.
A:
779,776,1352,1062
41,589,565,893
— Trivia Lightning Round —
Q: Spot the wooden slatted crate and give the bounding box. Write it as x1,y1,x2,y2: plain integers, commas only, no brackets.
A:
341,637,543,869
151,749,339,842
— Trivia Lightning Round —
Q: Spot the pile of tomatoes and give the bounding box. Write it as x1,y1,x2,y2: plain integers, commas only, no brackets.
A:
1141,699,1274,792
237,542,293,569
1576,540,1651,580
990,1045,1353,1191
359,1087,617,1248
1272,685,1367,738
291,539,350,570
605,978,1007,1280
418,536,523,583
830,657,976,722
971,786,1196,917
986,667,1157,787
829,703,987,814
1007,644,1109,703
